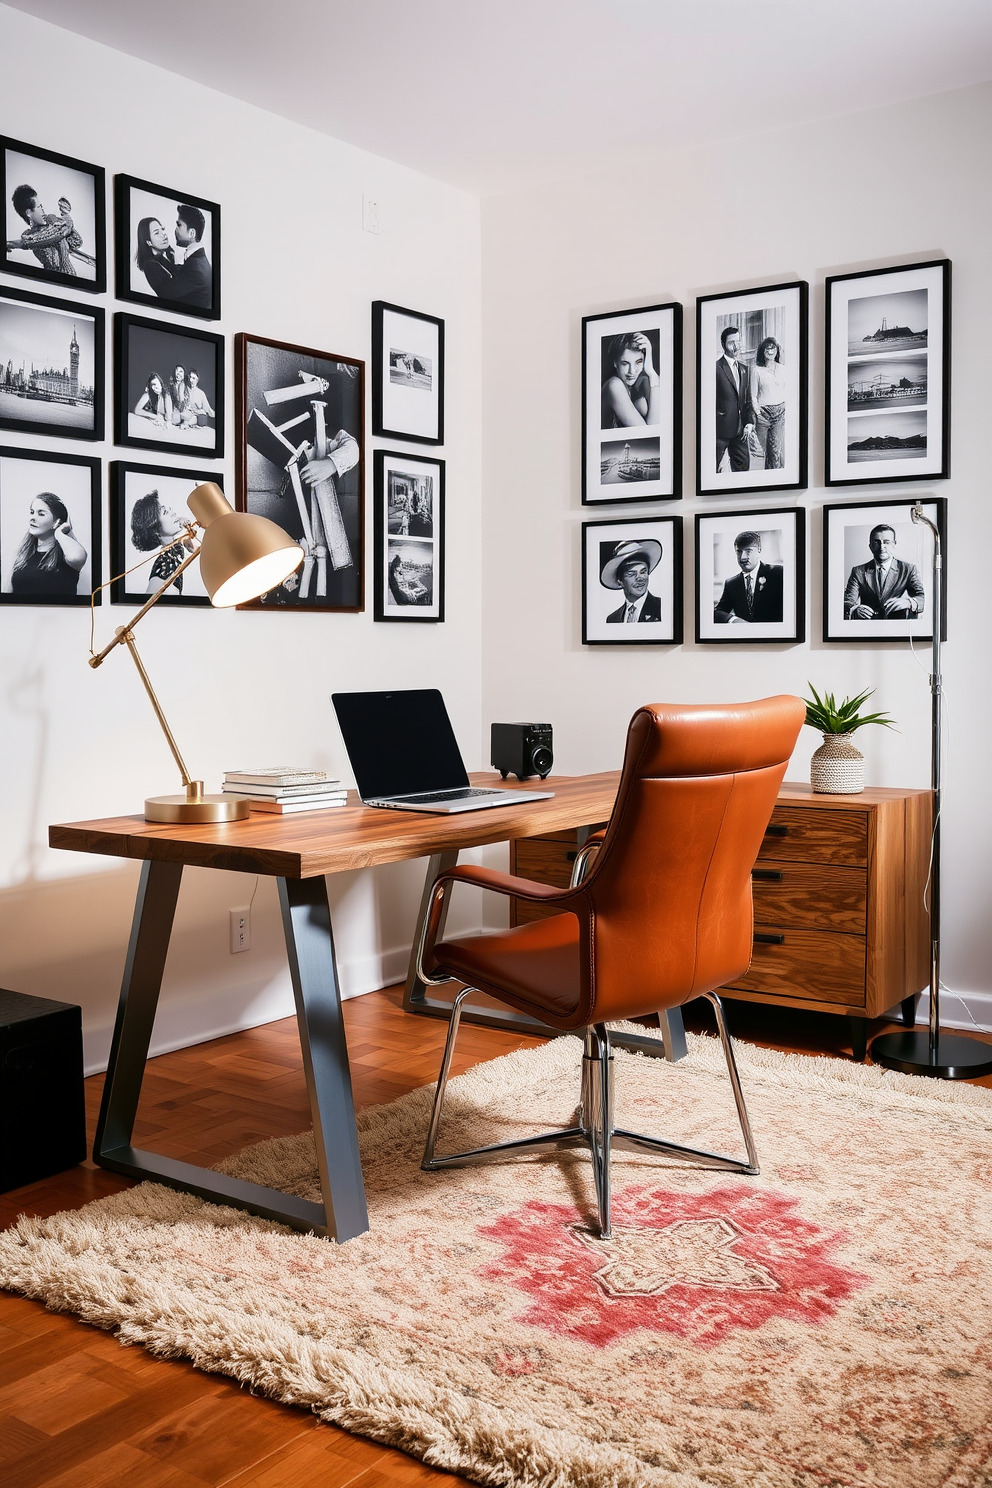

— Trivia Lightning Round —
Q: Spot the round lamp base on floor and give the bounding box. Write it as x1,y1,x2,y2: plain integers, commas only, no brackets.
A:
871,1029,992,1080
144,793,250,824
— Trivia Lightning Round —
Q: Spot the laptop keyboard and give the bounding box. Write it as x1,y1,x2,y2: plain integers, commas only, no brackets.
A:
401,787,502,803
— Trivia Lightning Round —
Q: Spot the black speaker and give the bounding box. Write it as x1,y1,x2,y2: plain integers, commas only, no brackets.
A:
491,722,553,781
0,988,86,1193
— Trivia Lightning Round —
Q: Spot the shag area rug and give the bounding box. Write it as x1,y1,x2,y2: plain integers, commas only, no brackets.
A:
3,1032,992,1488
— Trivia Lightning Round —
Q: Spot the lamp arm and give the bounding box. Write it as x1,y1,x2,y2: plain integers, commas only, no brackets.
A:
119,630,196,791
89,536,202,668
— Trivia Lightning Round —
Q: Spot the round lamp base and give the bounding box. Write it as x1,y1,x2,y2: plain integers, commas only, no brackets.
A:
144,793,250,824
871,1029,992,1080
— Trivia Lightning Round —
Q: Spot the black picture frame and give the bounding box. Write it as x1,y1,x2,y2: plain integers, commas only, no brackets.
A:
373,449,445,622
0,445,101,606
582,301,682,505
114,312,224,459
371,300,444,445
114,174,221,321
825,259,950,487
235,331,364,611
822,496,947,643
1,136,106,294
110,461,221,608
696,280,808,497
694,506,805,644
582,514,683,645
0,284,104,441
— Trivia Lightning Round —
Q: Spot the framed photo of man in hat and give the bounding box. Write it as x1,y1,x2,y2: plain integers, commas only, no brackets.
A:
582,515,683,644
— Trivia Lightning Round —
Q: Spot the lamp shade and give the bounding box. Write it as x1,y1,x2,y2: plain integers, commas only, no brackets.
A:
188,482,304,607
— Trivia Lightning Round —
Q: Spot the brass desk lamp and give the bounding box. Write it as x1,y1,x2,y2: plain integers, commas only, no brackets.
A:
90,481,303,824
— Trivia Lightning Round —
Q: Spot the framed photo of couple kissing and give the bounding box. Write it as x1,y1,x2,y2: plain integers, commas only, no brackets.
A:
1,136,106,294
115,175,221,320
582,302,682,504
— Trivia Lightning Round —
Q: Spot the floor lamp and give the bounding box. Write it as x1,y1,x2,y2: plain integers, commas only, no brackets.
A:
871,501,992,1079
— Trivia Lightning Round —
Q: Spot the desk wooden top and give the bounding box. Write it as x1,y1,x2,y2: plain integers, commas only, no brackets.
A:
49,772,621,879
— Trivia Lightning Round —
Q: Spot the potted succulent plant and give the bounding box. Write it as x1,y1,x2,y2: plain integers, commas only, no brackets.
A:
803,684,894,794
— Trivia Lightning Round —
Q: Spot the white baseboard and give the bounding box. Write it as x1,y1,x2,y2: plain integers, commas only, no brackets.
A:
916,989,992,1035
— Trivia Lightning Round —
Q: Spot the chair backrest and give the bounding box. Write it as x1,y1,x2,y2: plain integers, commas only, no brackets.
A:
574,697,805,1024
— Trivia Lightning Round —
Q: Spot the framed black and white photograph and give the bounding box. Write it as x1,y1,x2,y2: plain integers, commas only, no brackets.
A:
582,301,682,504
115,175,220,320
236,332,363,611
373,449,444,622
372,301,443,445
823,496,946,643
825,260,950,486
582,515,683,645
115,313,223,458
696,280,807,496
110,462,218,607
0,286,103,441
695,507,805,644
2,136,105,293
0,446,100,606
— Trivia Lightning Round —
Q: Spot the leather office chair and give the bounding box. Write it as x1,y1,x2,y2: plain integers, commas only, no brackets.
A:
415,697,805,1238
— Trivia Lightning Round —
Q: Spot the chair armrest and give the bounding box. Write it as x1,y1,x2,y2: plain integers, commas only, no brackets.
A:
435,864,572,903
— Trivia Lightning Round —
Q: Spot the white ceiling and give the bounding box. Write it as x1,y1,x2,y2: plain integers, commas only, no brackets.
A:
7,0,992,196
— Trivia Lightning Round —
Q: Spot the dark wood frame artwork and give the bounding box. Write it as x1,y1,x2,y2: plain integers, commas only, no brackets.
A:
371,300,444,445
372,448,445,622
114,312,225,459
1,135,106,294
581,514,684,646
110,460,221,608
0,444,101,607
694,505,806,645
114,174,222,321
821,495,947,643
0,284,104,441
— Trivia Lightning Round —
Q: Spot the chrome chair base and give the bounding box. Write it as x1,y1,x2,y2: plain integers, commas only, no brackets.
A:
421,989,758,1239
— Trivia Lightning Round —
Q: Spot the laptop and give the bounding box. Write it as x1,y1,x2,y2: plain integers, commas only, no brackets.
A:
332,689,555,813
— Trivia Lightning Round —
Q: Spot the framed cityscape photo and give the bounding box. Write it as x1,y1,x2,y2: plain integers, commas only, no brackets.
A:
582,301,682,504
372,301,443,444
825,260,950,486
115,174,220,320
823,496,946,643
0,285,103,441
0,446,100,606
1,136,106,293
373,449,444,622
696,280,808,496
115,313,223,458
582,515,683,645
695,507,805,644
236,332,364,611
110,462,219,607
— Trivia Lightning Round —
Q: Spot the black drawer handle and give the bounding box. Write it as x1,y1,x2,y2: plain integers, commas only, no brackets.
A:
765,823,789,837
566,851,577,862
754,932,785,945
752,869,784,882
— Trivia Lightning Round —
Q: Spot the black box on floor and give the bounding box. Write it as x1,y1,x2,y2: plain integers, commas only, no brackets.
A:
0,988,86,1193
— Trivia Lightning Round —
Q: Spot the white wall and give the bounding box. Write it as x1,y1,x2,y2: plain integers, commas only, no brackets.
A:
481,82,992,1026
0,5,484,1071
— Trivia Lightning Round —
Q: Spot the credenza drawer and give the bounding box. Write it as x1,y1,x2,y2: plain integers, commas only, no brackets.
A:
727,928,867,1006
513,837,579,890
751,863,866,933
760,807,868,867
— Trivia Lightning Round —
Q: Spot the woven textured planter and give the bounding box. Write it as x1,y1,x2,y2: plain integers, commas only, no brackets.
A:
810,731,865,793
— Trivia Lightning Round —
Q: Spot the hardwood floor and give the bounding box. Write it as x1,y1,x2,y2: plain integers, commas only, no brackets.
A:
2,987,990,1487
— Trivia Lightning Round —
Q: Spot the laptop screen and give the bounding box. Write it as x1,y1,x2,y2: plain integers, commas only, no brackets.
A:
332,689,471,799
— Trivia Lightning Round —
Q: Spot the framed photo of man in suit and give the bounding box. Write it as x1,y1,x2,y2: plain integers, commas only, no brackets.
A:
823,496,947,642
582,515,682,645
115,175,220,320
695,507,805,643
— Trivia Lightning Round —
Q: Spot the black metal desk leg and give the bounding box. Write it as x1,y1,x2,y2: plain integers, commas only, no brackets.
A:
403,850,459,1008
278,876,369,1243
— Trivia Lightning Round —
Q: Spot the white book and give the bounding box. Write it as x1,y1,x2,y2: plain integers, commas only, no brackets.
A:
248,796,348,814
224,767,341,787
222,780,345,799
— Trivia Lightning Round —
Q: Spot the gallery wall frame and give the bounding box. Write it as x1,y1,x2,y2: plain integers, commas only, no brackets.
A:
0,444,101,606
373,449,445,622
371,300,444,445
114,312,224,459
0,284,104,441
1,136,106,294
582,301,682,504
582,514,683,645
695,506,805,644
822,495,947,643
110,461,222,607
115,174,221,320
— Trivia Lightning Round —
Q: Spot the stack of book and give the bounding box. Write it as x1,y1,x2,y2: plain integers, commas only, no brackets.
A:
222,768,348,814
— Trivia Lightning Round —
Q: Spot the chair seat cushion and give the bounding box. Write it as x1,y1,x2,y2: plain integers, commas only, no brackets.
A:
430,913,582,1025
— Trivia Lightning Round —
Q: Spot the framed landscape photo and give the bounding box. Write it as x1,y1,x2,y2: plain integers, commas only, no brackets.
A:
582,515,683,645
373,449,444,622
115,174,220,320
695,507,805,644
823,496,946,643
0,285,103,441
1,136,106,293
582,301,682,504
236,332,364,611
110,462,219,607
372,301,443,444
0,446,100,606
696,280,808,497
115,313,223,458
825,260,950,486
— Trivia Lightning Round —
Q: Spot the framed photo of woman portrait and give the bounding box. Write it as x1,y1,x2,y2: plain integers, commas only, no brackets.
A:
582,302,682,505
115,313,224,459
582,514,683,645
0,446,100,607
694,507,805,644
825,260,950,486
822,496,947,643
371,301,444,445
110,462,219,607
1,136,106,293
696,281,808,497
115,175,221,320
373,449,444,622
0,285,104,442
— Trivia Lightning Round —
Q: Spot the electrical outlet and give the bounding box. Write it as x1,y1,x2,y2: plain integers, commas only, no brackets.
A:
362,195,381,234
229,906,251,954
